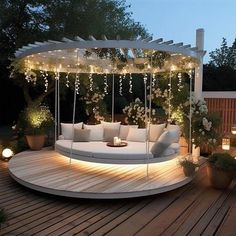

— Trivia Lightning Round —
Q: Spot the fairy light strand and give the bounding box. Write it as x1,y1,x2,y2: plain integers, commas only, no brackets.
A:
40,70,48,92
75,73,80,95
129,73,133,93
177,72,183,92
66,72,70,88
119,75,123,96
104,74,108,94
89,73,93,91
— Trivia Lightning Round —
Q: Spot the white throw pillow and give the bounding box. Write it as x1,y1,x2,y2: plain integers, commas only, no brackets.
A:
166,124,181,142
151,131,173,157
126,128,147,142
101,121,121,130
84,124,104,141
119,125,138,140
61,122,83,140
149,124,165,142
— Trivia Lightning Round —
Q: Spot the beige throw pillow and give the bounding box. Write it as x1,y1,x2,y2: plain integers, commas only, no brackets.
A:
73,128,91,142
149,124,165,142
61,122,83,140
126,128,147,142
103,128,119,142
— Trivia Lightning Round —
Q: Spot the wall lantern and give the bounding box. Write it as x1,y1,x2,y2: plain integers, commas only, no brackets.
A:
2,148,14,161
222,137,230,150
231,124,236,135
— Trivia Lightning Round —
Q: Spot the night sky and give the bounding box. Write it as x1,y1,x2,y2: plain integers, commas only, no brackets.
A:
127,0,236,62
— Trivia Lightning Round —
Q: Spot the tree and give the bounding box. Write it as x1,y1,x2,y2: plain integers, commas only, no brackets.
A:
203,37,236,91
0,0,148,124
209,38,236,69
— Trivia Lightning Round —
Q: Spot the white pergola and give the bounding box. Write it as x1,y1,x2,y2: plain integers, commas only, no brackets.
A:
15,29,205,98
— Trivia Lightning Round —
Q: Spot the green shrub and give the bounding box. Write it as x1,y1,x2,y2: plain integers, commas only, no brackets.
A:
208,153,236,171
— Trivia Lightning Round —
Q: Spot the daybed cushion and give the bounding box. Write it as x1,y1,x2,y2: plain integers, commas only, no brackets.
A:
101,121,121,130
149,124,165,142
84,124,104,141
61,122,83,140
73,128,91,142
126,128,147,142
55,140,154,160
103,128,119,142
119,125,138,140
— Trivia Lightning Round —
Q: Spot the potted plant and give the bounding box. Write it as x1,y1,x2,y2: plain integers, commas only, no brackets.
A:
18,105,54,150
207,153,236,189
179,158,199,177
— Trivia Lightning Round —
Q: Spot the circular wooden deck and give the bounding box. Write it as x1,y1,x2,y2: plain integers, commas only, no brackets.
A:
8,148,192,199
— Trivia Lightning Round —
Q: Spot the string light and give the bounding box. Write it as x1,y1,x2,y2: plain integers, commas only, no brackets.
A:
104,74,108,94
54,71,60,80
66,72,70,88
152,73,156,87
143,73,148,84
168,70,172,121
177,72,183,92
25,68,37,85
75,73,80,95
89,73,93,91
119,74,123,96
40,70,49,92
129,73,133,93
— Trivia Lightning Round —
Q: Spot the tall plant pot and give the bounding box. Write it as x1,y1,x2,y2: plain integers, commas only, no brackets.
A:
207,164,233,189
26,135,45,151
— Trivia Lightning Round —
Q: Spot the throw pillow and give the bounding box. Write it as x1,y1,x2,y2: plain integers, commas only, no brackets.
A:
126,128,147,142
166,124,181,142
61,122,83,140
84,124,104,141
73,128,91,142
119,125,138,140
149,124,165,142
101,121,121,140
151,131,172,157
103,128,119,142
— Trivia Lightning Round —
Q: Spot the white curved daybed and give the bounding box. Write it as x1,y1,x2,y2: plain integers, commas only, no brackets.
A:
55,140,180,164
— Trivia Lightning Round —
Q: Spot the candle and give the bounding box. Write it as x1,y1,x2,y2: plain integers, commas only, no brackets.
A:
113,136,118,145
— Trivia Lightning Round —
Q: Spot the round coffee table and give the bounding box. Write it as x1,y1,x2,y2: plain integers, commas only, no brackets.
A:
106,141,128,147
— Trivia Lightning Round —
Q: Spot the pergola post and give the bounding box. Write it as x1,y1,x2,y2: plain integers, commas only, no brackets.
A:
194,28,204,99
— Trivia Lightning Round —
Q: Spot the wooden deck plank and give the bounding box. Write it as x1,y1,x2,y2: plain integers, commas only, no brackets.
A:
1,151,236,235
8,149,191,198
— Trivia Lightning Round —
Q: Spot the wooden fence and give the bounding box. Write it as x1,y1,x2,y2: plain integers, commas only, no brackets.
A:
203,92,236,134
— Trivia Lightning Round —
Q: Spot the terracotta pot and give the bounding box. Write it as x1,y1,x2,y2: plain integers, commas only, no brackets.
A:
26,135,45,150
183,166,196,177
207,164,234,189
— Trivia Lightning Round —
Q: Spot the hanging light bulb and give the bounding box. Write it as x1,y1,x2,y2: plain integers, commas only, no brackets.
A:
143,74,148,84
152,73,156,87
177,72,183,92
119,75,123,96
75,73,80,95
104,74,108,94
65,72,70,88
40,70,48,92
89,73,93,91
129,73,133,93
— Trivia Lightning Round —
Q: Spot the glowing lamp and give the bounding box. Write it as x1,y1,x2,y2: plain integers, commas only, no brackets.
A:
2,148,13,160
231,124,236,135
222,137,230,150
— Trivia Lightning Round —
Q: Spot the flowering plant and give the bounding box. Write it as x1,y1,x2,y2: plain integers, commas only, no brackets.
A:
18,105,54,135
122,98,157,127
80,85,107,123
181,95,221,149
